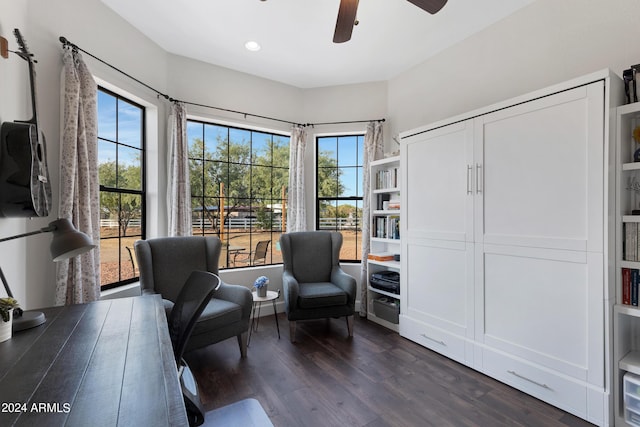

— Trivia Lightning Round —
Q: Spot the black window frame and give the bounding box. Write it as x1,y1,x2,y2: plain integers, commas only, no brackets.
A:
315,133,364,263
97,86,146,290
187,119,289,269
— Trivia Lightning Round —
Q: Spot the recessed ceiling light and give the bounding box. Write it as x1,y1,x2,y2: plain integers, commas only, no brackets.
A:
245,41,261,52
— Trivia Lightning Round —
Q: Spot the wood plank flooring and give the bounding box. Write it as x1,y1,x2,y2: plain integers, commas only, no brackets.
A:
185,315,595,427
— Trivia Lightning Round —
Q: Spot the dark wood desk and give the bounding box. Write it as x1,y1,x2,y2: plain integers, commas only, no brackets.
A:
0,295,187,426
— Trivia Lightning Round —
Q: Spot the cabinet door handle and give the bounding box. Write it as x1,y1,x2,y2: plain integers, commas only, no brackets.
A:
476,163,483,194
466,165,472,194
420,333,446,347
507,370,552,390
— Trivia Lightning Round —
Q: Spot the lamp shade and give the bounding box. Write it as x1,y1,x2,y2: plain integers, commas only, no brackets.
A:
49,218,96,262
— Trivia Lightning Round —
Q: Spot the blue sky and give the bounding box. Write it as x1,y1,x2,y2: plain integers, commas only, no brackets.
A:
318,135,363,198
97,90,143,167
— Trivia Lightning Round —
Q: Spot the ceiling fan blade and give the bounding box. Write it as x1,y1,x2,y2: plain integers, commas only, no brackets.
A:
333,0,359,43
406,0,448,14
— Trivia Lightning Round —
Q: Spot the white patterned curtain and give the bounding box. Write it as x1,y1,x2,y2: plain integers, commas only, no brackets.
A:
360,121,384,316
287,125,307,232
56,47,100,305
167,102,191,236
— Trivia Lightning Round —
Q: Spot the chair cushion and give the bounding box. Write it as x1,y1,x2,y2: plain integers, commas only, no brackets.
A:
192,298,243,334
297,282,348,309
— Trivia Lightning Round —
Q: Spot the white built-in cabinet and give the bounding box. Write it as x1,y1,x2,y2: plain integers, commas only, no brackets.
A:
399,70,623,426
614,101,640,427
366,156,401,332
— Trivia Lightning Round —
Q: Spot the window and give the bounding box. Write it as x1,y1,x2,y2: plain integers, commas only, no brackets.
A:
97,87,146,289
187,120,289,268
316,134,364,262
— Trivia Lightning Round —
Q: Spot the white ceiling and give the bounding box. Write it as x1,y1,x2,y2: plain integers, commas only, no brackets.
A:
100,0,535,89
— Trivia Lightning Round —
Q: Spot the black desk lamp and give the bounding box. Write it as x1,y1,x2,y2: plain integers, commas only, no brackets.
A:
0,218,96,331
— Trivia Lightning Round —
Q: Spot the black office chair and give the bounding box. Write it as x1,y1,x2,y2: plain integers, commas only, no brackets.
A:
168,270,220,365
169,271,273,427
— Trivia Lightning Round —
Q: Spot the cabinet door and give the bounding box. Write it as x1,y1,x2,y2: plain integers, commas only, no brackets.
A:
403,238,475,343
403,120,474,242
474,81,605,252
475,244,604,387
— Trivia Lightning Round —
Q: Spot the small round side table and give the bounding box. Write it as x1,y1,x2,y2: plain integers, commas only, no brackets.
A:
248,289,280,346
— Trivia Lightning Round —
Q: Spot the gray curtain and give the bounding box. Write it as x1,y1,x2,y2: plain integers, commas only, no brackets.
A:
360,121,384,316
287,125,307,232
167,102,191,236
56,47,100,305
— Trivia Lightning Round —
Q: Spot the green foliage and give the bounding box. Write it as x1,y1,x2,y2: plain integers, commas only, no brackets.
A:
0,297,19,323
189,134,291,229
317,150,343,197
99,160,142,236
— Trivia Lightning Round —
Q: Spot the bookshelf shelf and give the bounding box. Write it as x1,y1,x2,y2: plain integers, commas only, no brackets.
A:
373,209,401,216
621,260,640,269
371,237,400,244
373,187,400,194
367,156,401,332
616,304,640,318
367,286,399,300
620,351,640,376
368,259,400,269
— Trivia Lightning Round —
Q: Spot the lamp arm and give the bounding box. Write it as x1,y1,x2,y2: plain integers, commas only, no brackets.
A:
0,226,53,244
0,265,22,317
0,266,14,299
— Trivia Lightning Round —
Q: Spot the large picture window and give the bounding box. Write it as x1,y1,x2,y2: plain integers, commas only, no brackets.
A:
97,87,146,289
187,120,289,268
316,134,364,262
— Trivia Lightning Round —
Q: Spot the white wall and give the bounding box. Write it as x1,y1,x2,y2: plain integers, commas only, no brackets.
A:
387,0,640,139
4,0,640,311
0,1,31,307
0,0,169,309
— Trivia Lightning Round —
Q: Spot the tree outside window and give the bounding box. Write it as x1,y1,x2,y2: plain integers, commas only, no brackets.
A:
97,87,145,289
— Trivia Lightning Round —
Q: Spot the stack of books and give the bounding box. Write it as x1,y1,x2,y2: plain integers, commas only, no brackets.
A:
622,268,640,306
373,216,399,239
375,168,399,190
624,222,640,261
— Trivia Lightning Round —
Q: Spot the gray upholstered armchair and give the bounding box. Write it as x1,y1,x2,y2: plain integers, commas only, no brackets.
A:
135,236,253,357
279,231,357,342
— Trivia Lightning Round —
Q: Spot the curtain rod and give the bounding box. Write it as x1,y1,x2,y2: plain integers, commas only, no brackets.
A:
58,36,385,128
305,118,385,127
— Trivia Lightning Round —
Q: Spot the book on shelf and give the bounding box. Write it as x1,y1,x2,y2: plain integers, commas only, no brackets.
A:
375,193,400,211
622,267,639,306
624,222,640,261
633,269,639,307
373,216,400,239
623,267,631,305
375,167,399,190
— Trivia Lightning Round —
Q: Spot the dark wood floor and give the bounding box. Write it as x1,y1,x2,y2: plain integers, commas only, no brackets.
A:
185,314,595,427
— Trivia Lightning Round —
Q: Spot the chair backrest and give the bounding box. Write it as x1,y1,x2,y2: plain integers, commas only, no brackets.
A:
168,270,220,364
279,231,341,283
135,236,221,302
253,240,270,264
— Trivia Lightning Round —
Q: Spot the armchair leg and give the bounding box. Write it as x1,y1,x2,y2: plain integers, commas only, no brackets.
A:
238,332,248,358
289,321,296,343
346,315,354,338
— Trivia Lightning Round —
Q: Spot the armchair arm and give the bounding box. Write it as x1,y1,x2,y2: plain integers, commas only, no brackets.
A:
214,281,253,320
282,270,300,313
331,267,357,306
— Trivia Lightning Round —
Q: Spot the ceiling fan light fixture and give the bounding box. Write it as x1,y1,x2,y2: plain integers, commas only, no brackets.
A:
245,40,261,52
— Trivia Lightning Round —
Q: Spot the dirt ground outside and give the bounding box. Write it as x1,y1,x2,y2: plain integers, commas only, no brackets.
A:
100,227,362,287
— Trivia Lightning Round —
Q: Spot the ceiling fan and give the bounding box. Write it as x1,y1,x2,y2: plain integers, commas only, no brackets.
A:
333,0,448,43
